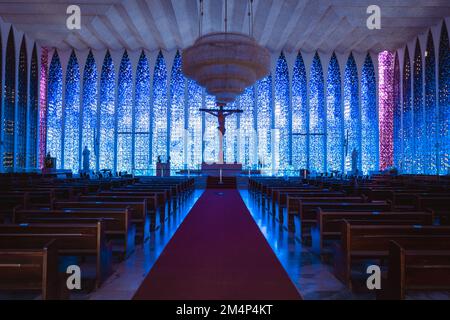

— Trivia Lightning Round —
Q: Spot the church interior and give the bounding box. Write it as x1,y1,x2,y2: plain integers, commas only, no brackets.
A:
0,0,450,302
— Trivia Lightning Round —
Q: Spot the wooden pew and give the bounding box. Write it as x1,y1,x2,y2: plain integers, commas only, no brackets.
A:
317,209,434,251
416,196,450,225
13,209,135,259
0,238,59,300
334,221,450,289
384,240,450,299
52,200,149,241
0,223,112,289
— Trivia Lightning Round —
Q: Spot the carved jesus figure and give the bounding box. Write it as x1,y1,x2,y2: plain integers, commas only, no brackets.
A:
200,104,243,164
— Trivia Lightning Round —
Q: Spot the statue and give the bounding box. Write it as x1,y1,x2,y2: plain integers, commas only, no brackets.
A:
200,104,243,164
351,148,359,176
44,152,54,169
82,146,90,173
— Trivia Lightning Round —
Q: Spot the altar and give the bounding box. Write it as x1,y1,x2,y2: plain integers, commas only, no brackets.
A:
201,163,242,177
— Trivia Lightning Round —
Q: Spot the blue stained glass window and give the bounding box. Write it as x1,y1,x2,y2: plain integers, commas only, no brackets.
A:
413,41,425,174
292,53,308,170
326,53,343,173
402,47,413,173
152,52,168,164
439,22,450,174
393,53,402,169
186,80,203,169
4,28,15,169
17,37,28,169
29,45,39,168
64,51,81,172
117,51,133,173
99,51,115,171
135,52,151,174
361,54,378,174
309,53,326,173
344,53,361,173
274,53,290,171
82,51,98,171
223,102,238,164
257,75,273,170
203,94,218,163
169,52,185,169
239,86,256,168
425,32,438,174
47,51,63,169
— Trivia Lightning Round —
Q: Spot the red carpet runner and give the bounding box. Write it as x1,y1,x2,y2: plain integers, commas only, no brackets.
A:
133,189,302,300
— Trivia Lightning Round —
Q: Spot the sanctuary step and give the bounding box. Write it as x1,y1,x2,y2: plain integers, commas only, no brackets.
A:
206,176,237,189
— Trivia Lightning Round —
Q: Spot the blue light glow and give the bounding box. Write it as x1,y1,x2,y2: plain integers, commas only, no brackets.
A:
326,53,343,173
361,54,378,174
152,52,168,164
47,51,63,169
310,53,326,173
64,51,81,172
82,51,98,171
344,53,361,173
135,52,151,174
99,51,115,171
169,52,185,169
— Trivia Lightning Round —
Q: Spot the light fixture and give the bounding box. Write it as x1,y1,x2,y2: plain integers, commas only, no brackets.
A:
182,0,270,106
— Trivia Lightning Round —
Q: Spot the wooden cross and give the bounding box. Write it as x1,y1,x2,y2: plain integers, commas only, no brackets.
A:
200,104,243,164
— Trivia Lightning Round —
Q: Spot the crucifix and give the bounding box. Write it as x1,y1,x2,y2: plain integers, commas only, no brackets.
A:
200,104,243,164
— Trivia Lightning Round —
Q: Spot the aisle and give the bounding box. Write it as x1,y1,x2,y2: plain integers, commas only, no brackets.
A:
133,189,302,300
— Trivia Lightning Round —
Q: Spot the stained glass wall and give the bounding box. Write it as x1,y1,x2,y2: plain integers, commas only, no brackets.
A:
274,53,290,170
46,51,63,169
116,52,133,173
4,28,16,169
413,40,425,174
310,53,326,173
152,52,168,164
17,38,28,169
203,94,218,163
186,80,203,168
39,48,49,168
361,54,378,174
257,75,273,170
135,52,151,174
378,51,394,170
292,53,308,170
99,51,115,171
439,22,450,174
28,45,39,168
224,102,239,163
402,47,413,173
82,51,98,171
344,53,361,173
169,52,185,169
393,53,402,169
64,51,81,172
425,32,437,174
239,86,257,168
17,38,450,176
326,53,343,173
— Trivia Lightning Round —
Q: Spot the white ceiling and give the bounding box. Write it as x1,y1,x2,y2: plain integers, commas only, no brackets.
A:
0,0,449,54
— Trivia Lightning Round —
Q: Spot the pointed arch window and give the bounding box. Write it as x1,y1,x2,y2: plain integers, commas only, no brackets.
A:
361,54,378,174
326,53,343,173
64,51,81,172
310,53,326,173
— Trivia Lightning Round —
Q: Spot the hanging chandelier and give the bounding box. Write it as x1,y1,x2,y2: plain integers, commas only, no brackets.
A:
182,0,270,106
